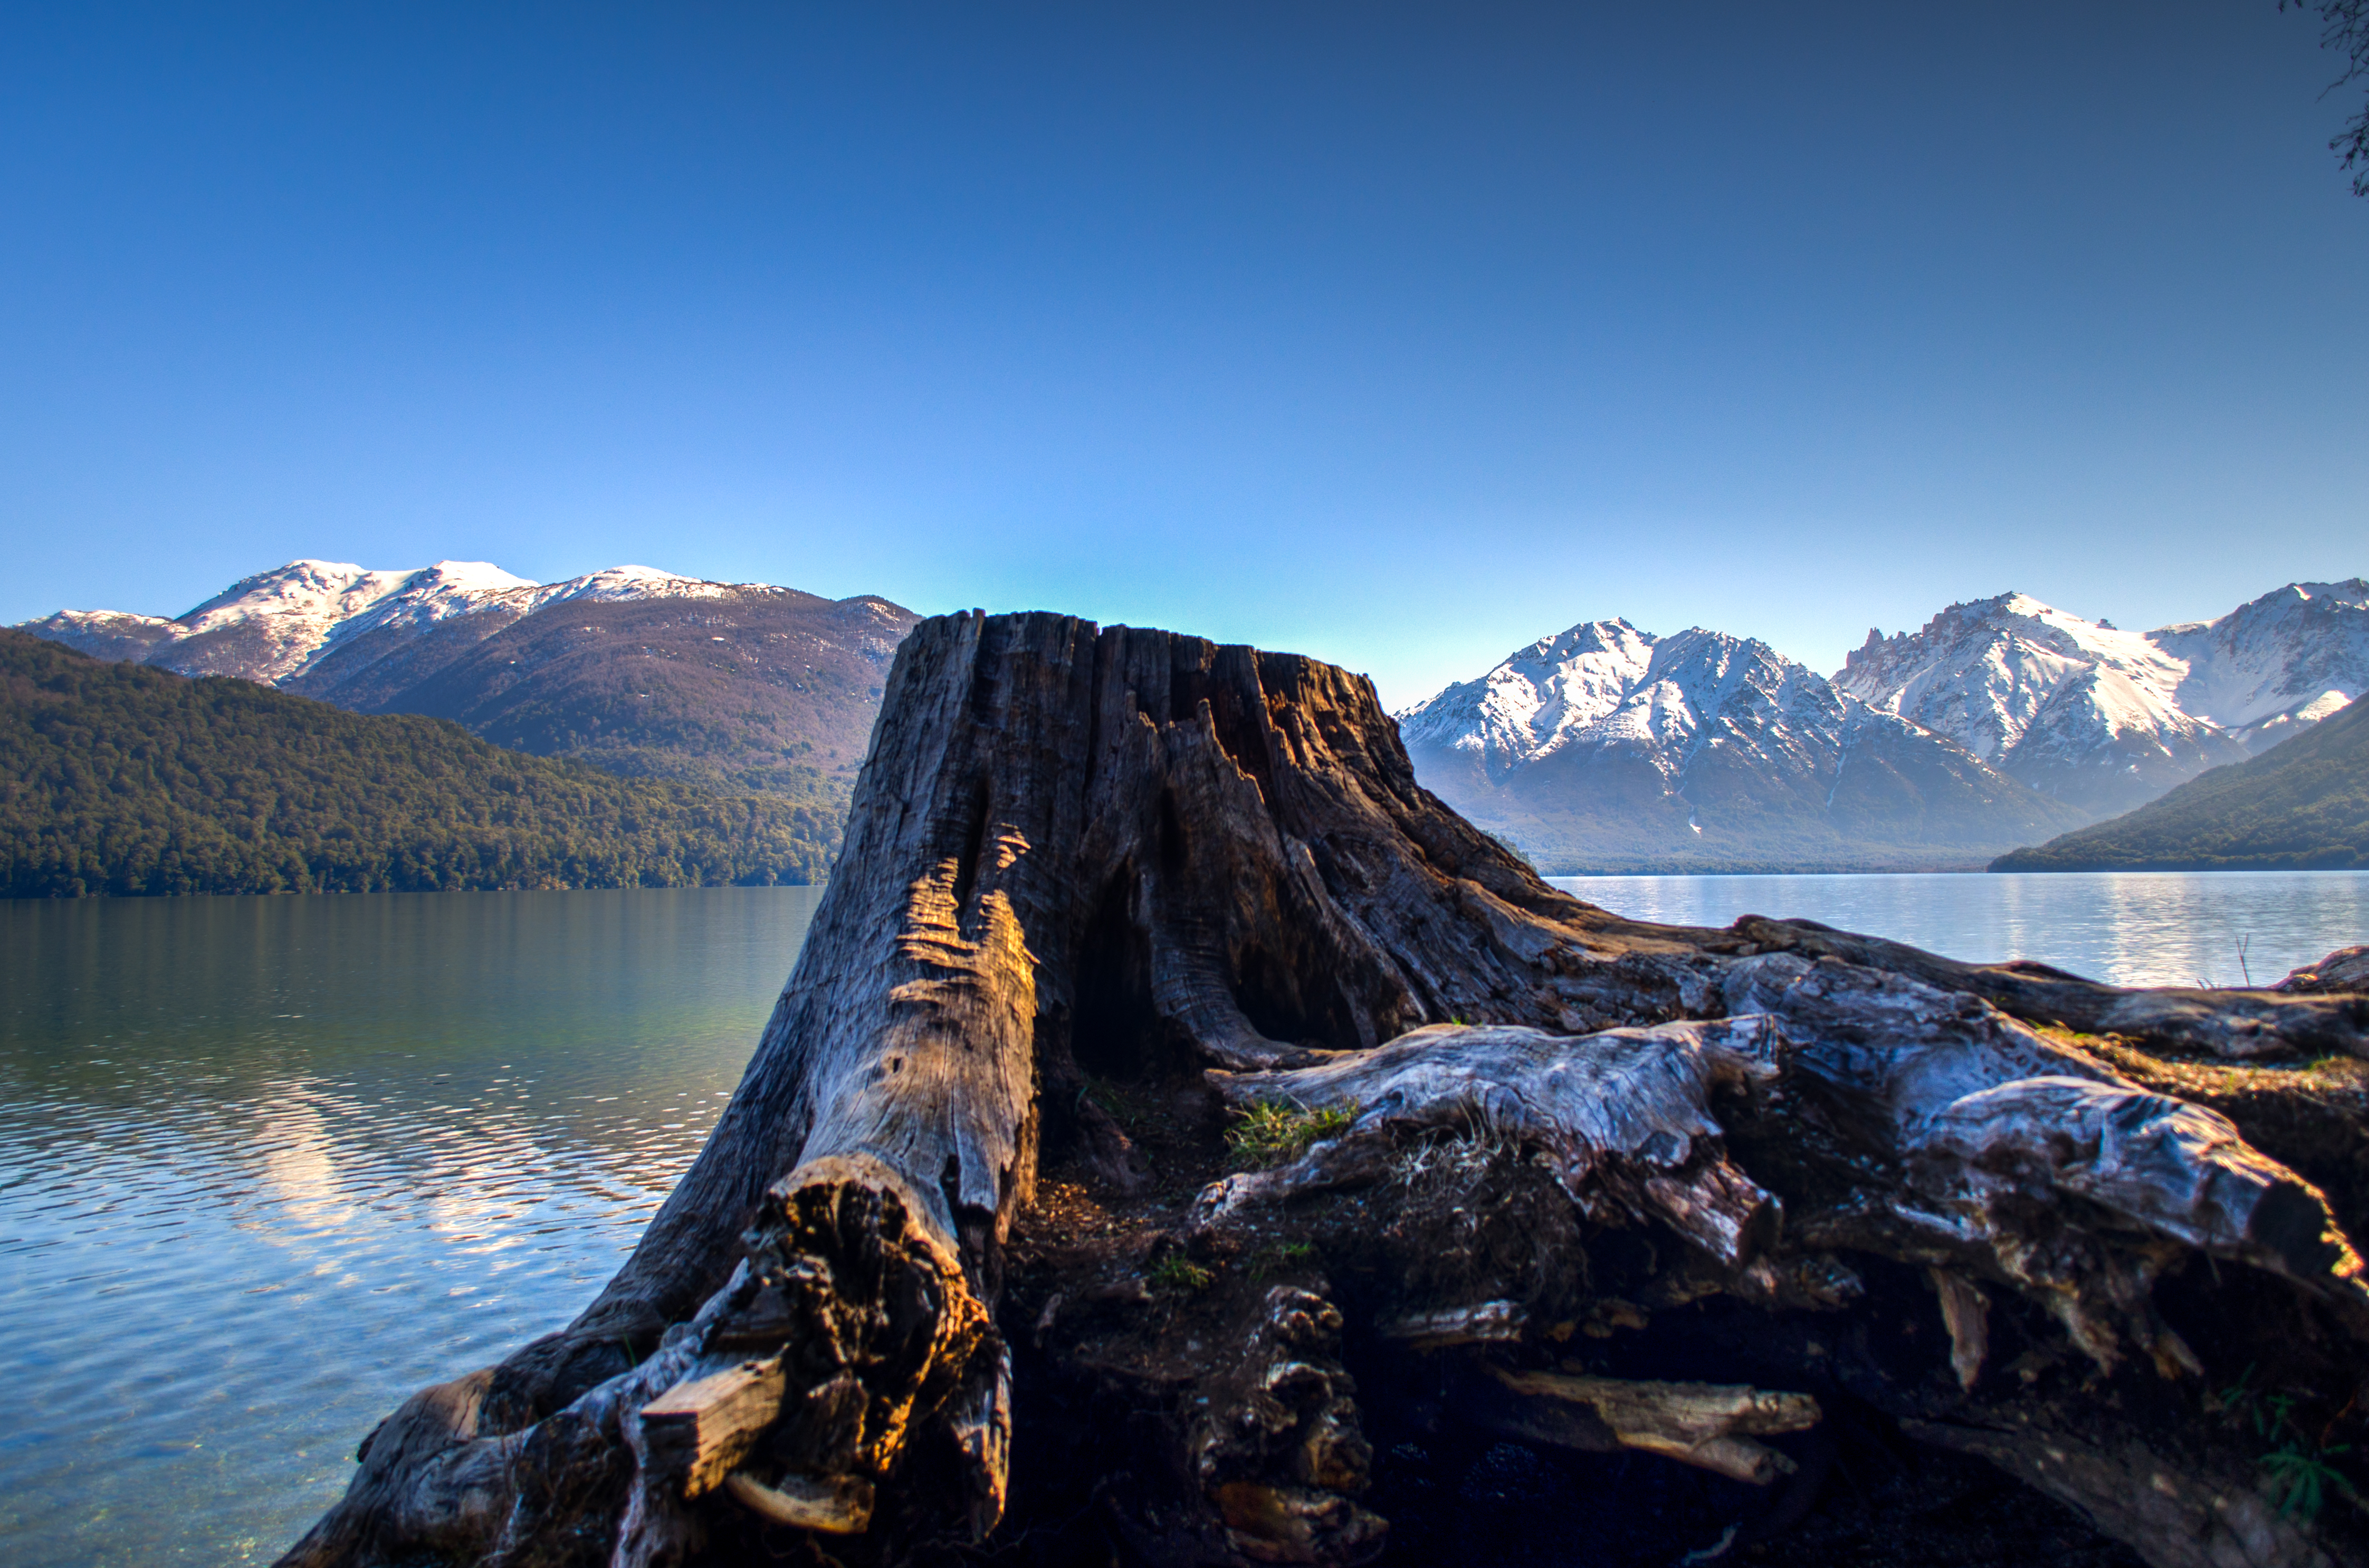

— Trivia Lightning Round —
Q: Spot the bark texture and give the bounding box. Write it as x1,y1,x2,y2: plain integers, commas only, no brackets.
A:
282,612,2369,1568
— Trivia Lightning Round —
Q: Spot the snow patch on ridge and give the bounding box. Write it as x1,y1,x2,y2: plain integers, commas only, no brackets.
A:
1397,619,1654,778
1834,581,2368,816
1837,591,2195,763
2151,578,2369,746
15,558,772,687
1398,616,1883,797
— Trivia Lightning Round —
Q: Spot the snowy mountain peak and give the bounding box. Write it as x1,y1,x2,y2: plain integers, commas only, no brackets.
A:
1836,591,2193,777
417,559,538,591
1837,580,2369,816
1397,576,2365,871
1394,614,2077,872
534,565,738,606
184,559,413,630
2150,577,2369,746
15,558,781,687
1397,617,1656,778
1400,619,1854,788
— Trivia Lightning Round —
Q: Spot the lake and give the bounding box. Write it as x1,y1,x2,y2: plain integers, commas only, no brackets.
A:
0,888,823,1567
1548,869,2369,990
5,872,2366,1565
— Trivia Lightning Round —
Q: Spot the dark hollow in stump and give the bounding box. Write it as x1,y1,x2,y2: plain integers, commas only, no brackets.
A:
280,612,2369,1568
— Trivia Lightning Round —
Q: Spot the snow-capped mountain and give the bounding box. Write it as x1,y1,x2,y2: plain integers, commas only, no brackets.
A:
1397,619,1660,781
18,559,920,819
23,558,747,687
1398,620,2084,874
1835,593,2246,817
2153,579,2369,748
1837,582,2368,817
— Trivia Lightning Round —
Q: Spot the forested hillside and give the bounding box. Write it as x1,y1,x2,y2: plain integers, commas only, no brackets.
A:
0,629,837,896
1990,694,2368,871
21,561,918,861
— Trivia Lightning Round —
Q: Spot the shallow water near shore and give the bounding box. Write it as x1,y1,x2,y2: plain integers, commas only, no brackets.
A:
3,872,2365,1565
0,887,823,1566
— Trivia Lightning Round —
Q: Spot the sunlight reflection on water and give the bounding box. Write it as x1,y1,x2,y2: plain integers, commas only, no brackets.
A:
0,887,820,1567
1549,869,2369,988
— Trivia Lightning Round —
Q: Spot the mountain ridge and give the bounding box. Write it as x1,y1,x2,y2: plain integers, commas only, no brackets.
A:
1836,580,2368,815
1397,619,2085,874
24,557,821,687
1397,576,2367,873
17,560,921,861
30,563,2366,876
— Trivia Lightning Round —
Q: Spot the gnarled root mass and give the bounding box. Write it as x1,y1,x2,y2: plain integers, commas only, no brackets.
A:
283,613,2369,1568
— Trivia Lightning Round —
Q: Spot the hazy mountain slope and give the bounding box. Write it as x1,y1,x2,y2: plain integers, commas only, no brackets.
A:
2151,578,2369,750
1398,621,2083,873
0,630,835,896
1990,696,2368,872
18,560,920,851
1837,581,2369,817
310,588,913,802
1835,592,2248,816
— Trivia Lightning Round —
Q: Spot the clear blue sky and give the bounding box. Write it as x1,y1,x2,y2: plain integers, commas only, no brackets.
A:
3,1,2364,708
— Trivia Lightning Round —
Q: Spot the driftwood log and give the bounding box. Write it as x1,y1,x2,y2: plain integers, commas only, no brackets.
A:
282,612,2369,1568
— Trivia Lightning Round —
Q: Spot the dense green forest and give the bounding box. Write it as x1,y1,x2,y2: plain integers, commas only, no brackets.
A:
1991,694,2368,871
0,629,839,896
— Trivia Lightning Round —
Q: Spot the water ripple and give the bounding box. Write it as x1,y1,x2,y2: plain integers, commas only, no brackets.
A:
0,887,819,1568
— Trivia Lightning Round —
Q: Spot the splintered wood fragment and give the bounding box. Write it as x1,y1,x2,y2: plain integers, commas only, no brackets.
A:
944,1344,1012,1535
722,1471,876,1535
638,1359,787,1497
1660,1436,1797,1487
1929,1268,1989,1391
1499,1368,1821,1437
1378,1299,1526,1349
1491,1366,1818,1484
1211,1480,1388,1565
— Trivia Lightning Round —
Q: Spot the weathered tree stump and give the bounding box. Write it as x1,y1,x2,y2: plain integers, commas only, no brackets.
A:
282,612,2369,1568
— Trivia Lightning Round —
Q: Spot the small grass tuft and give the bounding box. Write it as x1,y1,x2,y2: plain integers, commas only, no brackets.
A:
2265,1444,2357,1519
1149,1255,1215,1293
2212,1363,2367,1520
1225,1099,1358,1168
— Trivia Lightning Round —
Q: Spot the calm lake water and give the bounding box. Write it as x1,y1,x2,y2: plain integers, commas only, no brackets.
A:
1550,870,2369,989
0,888,823,1568
4,873,2366,1566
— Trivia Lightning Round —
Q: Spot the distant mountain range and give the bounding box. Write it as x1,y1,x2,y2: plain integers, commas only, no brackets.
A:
1395,620,2086,873
1399,579,2368,874
20,560,921,865
22,562,2367,877
1837,582,2369,816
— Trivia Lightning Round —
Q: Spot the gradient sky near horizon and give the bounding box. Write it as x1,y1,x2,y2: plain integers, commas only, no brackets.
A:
4,1,2365,709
